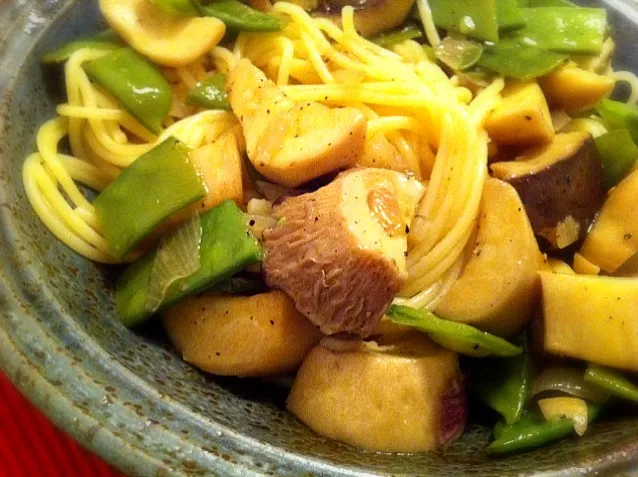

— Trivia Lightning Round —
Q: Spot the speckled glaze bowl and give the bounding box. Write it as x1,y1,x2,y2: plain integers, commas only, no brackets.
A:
2,1,638,475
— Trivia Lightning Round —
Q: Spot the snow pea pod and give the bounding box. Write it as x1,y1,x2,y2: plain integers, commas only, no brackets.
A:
43,30,123,64
84,48,172,134
428,0,499,42
477,41,567,80
497,0,526,32
387,305,522,357
594,129,638,189
116,200,263,327
186,73,231,110
512,7,608,55
585,365,638,402
373,25,423,48
489,404,601,454
193,0,283,32
470,332,532,424
598,99,638,145
151,0,198,15
94,137,206,260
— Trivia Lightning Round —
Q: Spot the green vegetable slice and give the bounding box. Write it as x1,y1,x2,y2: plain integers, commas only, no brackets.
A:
585,364,638,402
372,25,424,48
186,73,231,110
435,37,484,71
595,129,638,189
84,48,172,134
94,138,206,260
598,99,638,145
497,0,526,31
470,332,532,424
428,0,499,43
116,200,263,327
192,0,283,32
42,30,123,64
526,0,576,7
478,41,567,80
151,0,199,15
386,305,522,357
489,404,601,454
511,7,608,55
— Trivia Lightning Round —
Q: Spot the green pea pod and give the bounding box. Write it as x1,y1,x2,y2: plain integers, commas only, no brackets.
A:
585,365,638,402
428,0,499,43
386,305,522,357
151,0,198,16
186,73,231,110
84,48,172,134
527,0,576,6
497,0,526,31
489,404,601,454
42,30,122,64
116,200,263,327
470,332,533,424
594,129,638,189
192,0,283,32
478,41,567,80
511,7,608,55
94,138,207,260
435,37,484,71
598,99,638,145
372,25,423,48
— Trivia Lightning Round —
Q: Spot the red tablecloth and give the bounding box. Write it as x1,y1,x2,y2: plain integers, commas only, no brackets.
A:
0,373,126,477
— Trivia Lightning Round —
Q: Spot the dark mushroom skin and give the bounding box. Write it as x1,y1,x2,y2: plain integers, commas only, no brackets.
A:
490,132,606,250
284,0,416,37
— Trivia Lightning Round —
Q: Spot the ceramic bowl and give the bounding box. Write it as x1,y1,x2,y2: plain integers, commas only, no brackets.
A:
1,1,638,475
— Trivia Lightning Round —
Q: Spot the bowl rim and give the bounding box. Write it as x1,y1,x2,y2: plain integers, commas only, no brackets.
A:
1,1,638,476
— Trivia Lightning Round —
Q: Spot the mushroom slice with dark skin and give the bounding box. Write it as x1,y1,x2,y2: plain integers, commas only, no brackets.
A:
263,168,425,337
490,132,606,250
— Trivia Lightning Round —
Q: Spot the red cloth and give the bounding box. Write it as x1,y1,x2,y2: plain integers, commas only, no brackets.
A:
0,373,125,477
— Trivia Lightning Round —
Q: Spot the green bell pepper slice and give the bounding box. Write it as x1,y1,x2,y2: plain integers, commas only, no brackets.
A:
477,41,567,80
489,404,602,454
387,305,522,357
192,0,283,32
42,30,123,64
497,0,526,32
598,99,638,145
428,0,500,43
373,25,423,48
585,365,638,402
595,129,638,189
512,7,608,55
94,138,207,260
84,48,172,134
186,73,231,110
116,200,263,327
471,332,533,424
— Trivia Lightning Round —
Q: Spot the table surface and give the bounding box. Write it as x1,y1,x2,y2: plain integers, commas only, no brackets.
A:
0,372,125,477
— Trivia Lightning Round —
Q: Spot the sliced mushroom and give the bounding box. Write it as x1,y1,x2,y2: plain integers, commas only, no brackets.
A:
314,0,417,38
287,333,466,452
227,59,367,187
491,132,606,249
100,0,226,67
263,168,425,337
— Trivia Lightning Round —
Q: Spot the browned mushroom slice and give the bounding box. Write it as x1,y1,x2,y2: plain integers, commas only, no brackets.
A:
227,59,367,188
263,168,425,337
490,132,605,249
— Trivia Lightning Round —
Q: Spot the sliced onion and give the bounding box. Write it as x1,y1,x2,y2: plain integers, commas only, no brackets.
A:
144,214,202,313
531,365,610,404
245,213,278,240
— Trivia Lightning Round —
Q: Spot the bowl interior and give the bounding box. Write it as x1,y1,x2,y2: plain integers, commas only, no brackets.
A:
1,1,638,476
